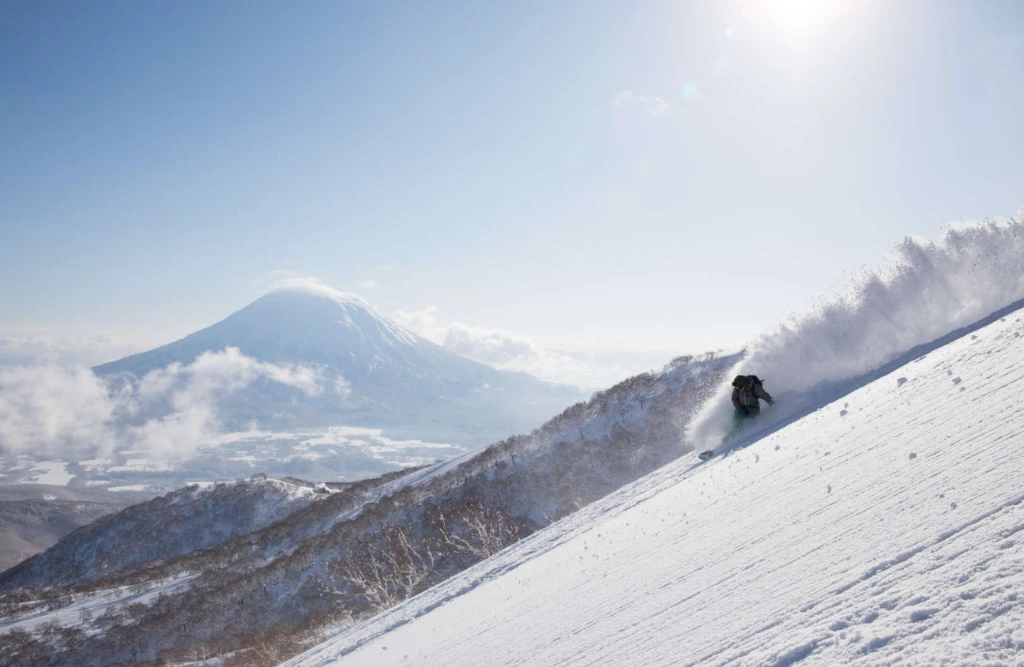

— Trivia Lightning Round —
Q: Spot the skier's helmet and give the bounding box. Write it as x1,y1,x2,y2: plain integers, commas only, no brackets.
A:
732,375,746,388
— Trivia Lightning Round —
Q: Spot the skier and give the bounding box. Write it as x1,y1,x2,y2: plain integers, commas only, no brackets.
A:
698,375,775,461
731,374,773,419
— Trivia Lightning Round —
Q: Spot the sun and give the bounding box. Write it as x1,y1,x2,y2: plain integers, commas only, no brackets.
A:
750,0,852,45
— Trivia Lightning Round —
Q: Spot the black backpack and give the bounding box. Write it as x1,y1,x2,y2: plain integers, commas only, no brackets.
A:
733,374,764,389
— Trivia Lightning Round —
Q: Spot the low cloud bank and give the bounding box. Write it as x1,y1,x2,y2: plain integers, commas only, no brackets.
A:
392,307,632,389
0,325,174,368
688,212,1024,450
0,347,337,461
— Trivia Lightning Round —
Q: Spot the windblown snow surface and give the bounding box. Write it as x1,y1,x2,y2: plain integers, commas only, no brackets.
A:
285,215,1024,666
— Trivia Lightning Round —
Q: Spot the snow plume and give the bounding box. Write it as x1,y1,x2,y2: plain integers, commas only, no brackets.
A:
0,347,330,460
688,212,1024,450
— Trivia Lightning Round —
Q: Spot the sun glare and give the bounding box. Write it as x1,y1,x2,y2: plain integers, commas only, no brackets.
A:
750,0,851,45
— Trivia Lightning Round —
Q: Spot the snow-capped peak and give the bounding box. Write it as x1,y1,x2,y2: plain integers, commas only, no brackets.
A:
91,281,586,445
268,277,378,313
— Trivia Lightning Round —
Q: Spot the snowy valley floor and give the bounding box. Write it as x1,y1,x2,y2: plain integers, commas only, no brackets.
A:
285,312,1024,666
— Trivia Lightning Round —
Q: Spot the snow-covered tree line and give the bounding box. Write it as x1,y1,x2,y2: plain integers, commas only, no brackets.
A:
0,352,737,667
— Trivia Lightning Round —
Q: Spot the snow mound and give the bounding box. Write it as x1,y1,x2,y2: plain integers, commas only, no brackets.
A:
283,298,1024,667
689,212,1024,450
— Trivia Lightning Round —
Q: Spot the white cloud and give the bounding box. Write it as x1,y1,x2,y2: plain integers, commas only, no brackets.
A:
392,305,445,340
0,348,335,460
130,348,327,455
613,90,672,117
392,307,640,389
256,272,378,307
269,276,373,307
136,347,323,404
0,365,121,458
333,376,353,401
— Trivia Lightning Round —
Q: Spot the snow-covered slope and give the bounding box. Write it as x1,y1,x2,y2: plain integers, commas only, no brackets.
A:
94,284,585,445
285,310,1024,665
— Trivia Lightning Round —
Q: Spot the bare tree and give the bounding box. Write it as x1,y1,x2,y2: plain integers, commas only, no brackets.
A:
335,524,436,611
436,500,522,559
233,627,294,667
183,641,215,664
563,402,588,440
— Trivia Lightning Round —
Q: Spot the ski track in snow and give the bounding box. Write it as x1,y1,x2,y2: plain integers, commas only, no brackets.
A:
285,312,1024,666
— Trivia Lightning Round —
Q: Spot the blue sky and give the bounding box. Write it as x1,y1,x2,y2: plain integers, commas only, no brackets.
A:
2,0,1023,378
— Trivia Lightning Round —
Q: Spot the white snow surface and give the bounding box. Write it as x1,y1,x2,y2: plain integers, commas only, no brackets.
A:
286,310,1024,666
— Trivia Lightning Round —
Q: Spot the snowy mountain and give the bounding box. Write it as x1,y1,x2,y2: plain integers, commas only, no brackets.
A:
0,477,323,591
0,498,124,574
0,486,149,574
0,283,590,569
94,283,586,445
0,283,590,498
0,351,734,666
284,297,1024,666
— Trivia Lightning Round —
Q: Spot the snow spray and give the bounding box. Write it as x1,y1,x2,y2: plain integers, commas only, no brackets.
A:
687,212,1024,450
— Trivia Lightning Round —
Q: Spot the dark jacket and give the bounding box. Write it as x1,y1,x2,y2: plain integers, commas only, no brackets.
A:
731,375,774,415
